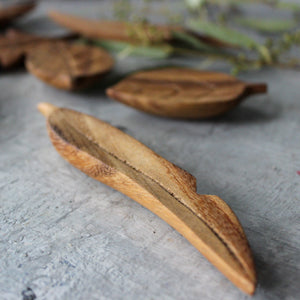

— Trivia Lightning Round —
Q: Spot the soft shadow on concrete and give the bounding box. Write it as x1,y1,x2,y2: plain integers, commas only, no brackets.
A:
211,102,281,124
118,101,281,126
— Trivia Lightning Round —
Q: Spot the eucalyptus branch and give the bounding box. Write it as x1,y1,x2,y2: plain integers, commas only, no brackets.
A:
110,0,300,74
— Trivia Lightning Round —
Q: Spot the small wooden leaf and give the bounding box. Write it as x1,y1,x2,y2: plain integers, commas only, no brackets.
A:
0,1,36,25
106,67,267,119
48,11,235,51
0,29,50,69
0,29,75,69
48,10,178,43
25,41,114,90
38,102,256,295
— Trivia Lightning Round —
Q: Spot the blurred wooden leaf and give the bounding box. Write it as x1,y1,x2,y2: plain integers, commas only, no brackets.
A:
188,20,258,49
26,41,114,90
0,0,36,26
235,17,297,33
106,67,267,119
48,10,178,43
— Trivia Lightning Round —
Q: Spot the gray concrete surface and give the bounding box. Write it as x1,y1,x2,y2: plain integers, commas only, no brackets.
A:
0,1,299,299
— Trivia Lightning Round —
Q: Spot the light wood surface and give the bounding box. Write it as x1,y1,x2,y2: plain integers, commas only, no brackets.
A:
107,67,267,119
38,102,256,295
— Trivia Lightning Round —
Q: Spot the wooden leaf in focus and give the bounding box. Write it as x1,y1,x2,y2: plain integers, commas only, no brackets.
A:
38,102,256,295
0,1,36,25
106,67,267,119
26,41,114,90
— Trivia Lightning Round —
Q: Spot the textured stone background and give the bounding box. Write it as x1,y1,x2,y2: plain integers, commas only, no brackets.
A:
0,1,299,299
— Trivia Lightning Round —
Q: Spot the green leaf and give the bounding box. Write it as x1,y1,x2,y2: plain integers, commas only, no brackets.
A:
184,0,205,10
277,2,300,12
92,40,173,58
235,17,297,33
171,30,219,52
188,19,258,49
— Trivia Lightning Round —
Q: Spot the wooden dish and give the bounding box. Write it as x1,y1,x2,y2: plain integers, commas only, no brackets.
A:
106,67,267,119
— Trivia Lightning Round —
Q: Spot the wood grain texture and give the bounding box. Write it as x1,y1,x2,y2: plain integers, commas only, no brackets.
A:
26,41,114,90
106,67,267,119
0,1,36,25
38,102,256,295
48,10,178,43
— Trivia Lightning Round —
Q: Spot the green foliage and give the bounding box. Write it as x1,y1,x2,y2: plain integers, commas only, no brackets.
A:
188,20,258,49
276,2,300,12
104,0,300,73
113,0,131,20
171,30,219,52
93,40,173,58
235,17,297,33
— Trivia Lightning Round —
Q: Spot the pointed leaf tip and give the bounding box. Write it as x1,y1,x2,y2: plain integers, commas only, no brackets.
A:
37,102,58,118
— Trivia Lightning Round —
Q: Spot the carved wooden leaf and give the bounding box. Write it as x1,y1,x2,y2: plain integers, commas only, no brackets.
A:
0,29,75,69
48,10,178,43
25,41,114,90
48,10,233,49
0,1,36,25
38,102,256,295
106,67,267,119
